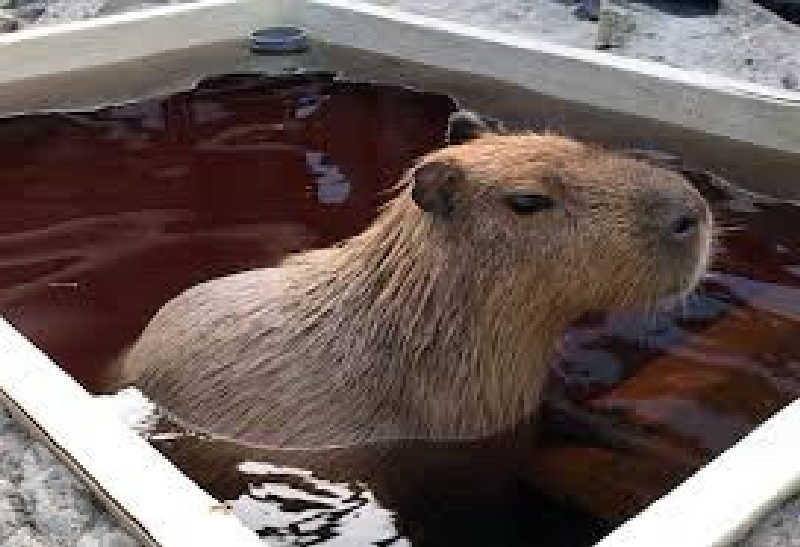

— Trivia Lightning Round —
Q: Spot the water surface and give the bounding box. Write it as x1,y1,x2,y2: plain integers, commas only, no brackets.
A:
1,72,798,546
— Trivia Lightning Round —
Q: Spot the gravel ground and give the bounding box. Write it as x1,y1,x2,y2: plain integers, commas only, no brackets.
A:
740,497,800,547
0,407,140,547
374,0,800,90
0,0,184,31
1,0,798,90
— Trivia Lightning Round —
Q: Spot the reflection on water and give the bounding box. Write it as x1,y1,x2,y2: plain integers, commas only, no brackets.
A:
232,461,407,547
97,387,609,547
2,73,799,545
0,72,456,392
529,183,800,521
103,390,406,547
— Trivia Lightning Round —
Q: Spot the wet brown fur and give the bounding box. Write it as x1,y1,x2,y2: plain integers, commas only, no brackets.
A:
112,124,712,450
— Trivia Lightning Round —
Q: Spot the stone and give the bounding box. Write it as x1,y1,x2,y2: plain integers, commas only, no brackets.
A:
78,530,143,547
1,409,140,546
781,72,799,90
575,0,600,21
595,1,636,50
12,1,44,21
4,529,47,547
738,496,800,547
36,0,105,25
0,9,20,31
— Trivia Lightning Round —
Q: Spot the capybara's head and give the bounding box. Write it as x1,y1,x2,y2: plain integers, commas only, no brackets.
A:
406,111,713,318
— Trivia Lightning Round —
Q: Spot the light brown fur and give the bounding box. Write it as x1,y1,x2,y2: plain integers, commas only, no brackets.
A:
113,121,712,450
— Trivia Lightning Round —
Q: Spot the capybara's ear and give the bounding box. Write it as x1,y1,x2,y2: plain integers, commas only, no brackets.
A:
411,160,465,216
446,110,505,145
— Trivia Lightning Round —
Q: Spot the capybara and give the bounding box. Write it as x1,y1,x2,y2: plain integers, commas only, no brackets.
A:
111,111,713,450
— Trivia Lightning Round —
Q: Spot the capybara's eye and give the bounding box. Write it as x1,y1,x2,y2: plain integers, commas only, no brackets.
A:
505,192,556,215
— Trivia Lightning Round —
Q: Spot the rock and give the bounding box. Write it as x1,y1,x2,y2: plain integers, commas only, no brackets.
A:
781,72,799,90
4,529,47,547
10,1,44,22
36,0,106,24
596,1,636,50
738,496,800,547
78,530,142,547
20,464,96,542
0,480,20,543
575,0,600,21
1,409,140,546
0,9,20,31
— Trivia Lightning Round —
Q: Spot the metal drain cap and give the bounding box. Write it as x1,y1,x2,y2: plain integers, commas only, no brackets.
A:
250,26,309,54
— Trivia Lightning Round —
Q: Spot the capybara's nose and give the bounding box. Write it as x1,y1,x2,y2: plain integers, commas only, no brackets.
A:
656,190,710,244
667,211,700,240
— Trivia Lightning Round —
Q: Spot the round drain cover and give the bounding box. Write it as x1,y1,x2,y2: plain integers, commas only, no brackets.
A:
250,26,309,54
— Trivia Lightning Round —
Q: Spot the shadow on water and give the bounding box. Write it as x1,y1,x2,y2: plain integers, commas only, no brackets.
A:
1,72,799,545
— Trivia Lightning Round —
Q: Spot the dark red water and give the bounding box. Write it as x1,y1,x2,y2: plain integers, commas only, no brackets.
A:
530,179,800,520
1,72,798,546
0,73,455,392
